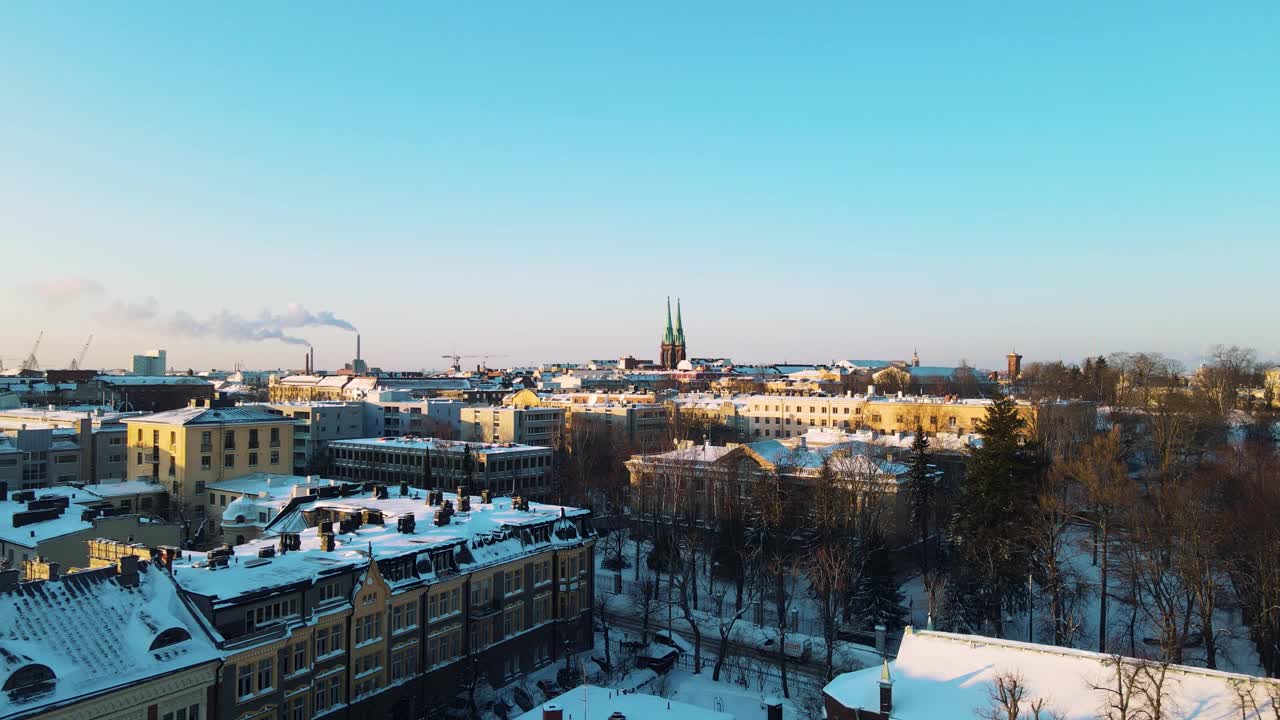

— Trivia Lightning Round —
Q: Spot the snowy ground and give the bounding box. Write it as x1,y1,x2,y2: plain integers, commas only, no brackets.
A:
903,525,1264,676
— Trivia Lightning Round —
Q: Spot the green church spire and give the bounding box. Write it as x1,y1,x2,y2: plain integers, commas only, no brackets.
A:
675,297,685,345
663,296,675,344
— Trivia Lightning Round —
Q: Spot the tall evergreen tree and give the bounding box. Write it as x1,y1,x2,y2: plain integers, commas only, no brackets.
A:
852,530,907,632
950,393,1042,636
907,425,934,574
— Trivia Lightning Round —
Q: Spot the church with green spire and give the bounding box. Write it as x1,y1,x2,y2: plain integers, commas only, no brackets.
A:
660,297,687,369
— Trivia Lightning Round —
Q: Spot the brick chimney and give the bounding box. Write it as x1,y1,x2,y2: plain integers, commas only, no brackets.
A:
542,704,563,720
878,657,894,716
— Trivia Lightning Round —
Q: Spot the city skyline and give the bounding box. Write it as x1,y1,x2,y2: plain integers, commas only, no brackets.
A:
3,3,1278,369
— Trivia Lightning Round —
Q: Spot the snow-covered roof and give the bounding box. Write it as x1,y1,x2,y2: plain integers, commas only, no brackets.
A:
130,406,297,427
824,628,1272,720
171,489,590,605
0,563,219,718
331,437,550,455
515,685,734,720
0,486,107,549
94,375,213,387
78,480,168,498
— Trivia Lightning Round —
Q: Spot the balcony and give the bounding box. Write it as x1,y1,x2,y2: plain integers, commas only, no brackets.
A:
200,443,213,453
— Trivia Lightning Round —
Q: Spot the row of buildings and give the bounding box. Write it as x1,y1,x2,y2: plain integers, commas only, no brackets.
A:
0,487,596,720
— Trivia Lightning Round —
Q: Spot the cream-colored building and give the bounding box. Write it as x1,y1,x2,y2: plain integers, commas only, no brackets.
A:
0,554,220,720
460,405,566,447
509,389,670,453
124,399,297,504
736,392,1094,443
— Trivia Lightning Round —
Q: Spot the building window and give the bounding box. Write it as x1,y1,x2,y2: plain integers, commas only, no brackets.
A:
270,450,280,465
257,658,273,692
237,664,252,698
249,452,258,467
270,427,281,446
249,428,260,448
194,481,205,494
201,455,211,470
224,454,234,468
224,432,236,450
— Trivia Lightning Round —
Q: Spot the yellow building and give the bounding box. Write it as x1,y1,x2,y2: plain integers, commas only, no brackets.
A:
124,399,297,505
739,393,1095,443
509,390,669,453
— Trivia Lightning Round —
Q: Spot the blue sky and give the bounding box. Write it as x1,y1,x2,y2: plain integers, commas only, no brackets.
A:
2,2,1277,372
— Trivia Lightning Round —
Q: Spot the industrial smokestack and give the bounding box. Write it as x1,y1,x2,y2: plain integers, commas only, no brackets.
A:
357,334,361,361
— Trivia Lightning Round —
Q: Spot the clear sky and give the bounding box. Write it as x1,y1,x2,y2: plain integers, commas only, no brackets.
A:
2,2,1277,372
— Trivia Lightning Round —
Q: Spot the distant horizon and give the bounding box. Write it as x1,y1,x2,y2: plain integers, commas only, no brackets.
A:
3,4,1276,370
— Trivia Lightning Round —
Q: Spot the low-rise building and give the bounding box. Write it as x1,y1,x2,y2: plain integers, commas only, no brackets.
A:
0,554,220,720
169,487,594,720
204,472,360,545
329,437,557,499
627,432,928,545
0,484,182,577
94,374,215,412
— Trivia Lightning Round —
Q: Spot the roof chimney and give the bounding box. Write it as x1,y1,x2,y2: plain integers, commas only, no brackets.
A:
116,554,139,587
878,657,894,715
542,704,564,720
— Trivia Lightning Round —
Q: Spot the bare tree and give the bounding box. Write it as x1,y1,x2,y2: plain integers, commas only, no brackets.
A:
1197,345,1258,415
633,575,659,645
978,670,1028,720
806,542,855,680
1064,427,1132,653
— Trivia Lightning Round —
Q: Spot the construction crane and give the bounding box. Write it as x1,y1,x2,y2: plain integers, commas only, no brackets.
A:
20,331,43,371
440,353,507,373
69,333,94,370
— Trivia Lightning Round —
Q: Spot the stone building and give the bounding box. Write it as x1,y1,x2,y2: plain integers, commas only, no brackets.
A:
169,487,594,720
0,554,220,720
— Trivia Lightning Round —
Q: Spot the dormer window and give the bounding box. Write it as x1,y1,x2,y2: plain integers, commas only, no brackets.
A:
150,627,191,651
4,664,55,702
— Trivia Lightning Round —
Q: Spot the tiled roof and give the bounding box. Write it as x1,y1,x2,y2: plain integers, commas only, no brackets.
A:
0,563,218,717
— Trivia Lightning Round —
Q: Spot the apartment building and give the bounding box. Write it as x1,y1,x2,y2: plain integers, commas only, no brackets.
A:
168,487,594,720
734,392,1095,443
363,393,462,439
0,406,140,481
0,555,220,720
459,405,566,447
0,423,86,489
260,401,366,474
328,437,556,499
508,390,670,453
124,399,297,506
